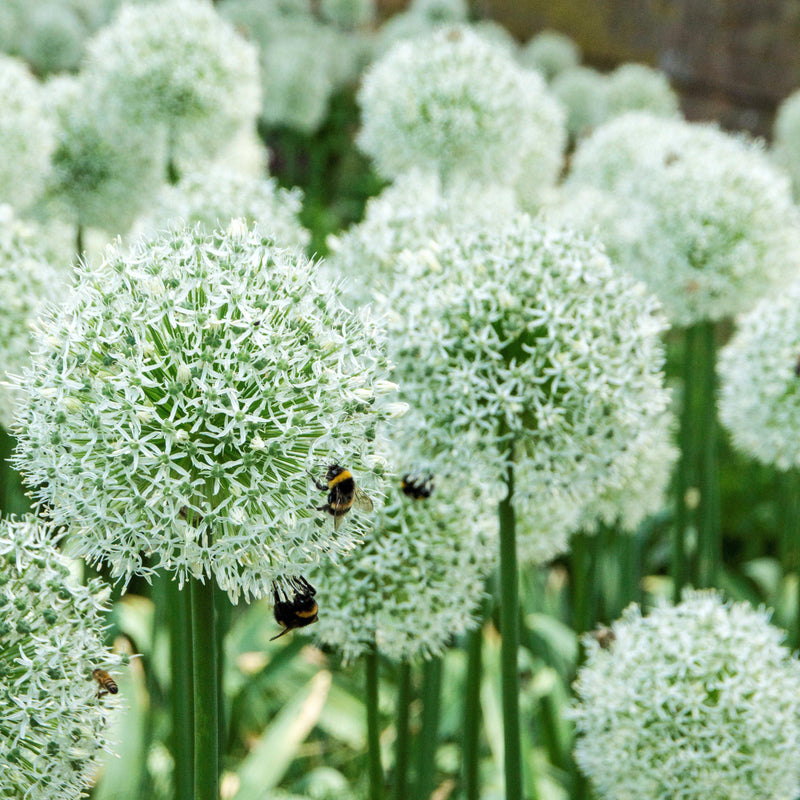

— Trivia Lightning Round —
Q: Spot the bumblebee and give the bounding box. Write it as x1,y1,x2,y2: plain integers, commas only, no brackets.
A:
400,473,435,500
590,625,616,650
270,576,319,641
312,464,373,530
92,668,119,698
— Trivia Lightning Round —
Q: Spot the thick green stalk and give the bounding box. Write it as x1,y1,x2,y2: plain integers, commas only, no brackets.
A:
393,662,412,800
76,224,84,261
461,625,483,800
190,577,218,800
780,469,800,648
570,531,595,634
365,646,384,800
415,657,443,800
498,454,524,800
215,586,232,760
168,579,194,800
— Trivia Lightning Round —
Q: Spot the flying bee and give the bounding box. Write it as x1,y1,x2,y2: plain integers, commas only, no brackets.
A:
312,464,373,530
400,473,435,500
92,668,119,699
590,625,616,650
270,576,319,641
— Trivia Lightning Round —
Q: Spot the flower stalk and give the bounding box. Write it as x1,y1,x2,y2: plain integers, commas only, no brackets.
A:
415,657,443,800
393,661,412,800
365,644,383,800
462,624,484,800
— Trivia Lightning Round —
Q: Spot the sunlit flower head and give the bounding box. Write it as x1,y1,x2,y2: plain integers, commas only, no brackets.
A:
358,26,565,187
519,29,580,82
718,280,800,470
0,54,55,211
133,165,309,250
84,0,261,166
571,590,800,799
0,515,125,800
12,223,395,602
567,112,800,326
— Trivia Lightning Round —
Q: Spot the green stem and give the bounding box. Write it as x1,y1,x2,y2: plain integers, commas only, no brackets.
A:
365,646,383,800
167,578,194,800
780,469,800,648
498,453,524,800
215,586,232,760
570,531,595,635
462,625,483,800
415,657,442,800
190,577,218,800
75,224,84,262
393,662,412,800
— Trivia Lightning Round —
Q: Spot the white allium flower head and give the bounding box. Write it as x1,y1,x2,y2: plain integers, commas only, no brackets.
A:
42,74,167,234
325,170,518,305
513,481,580,566
571,590,800,799
604,63,680,118
0,515,124,799
567,112,800,326
551,66,609,141
519,29,581,82
358,26,566,186
18,2,87,74
84,0,261,165
0,54,55,211
320,0,376,29
376,215,671,507
310,433,497,663
718,280,800,470
773,88,800,199
409,0,468,21
132,166,309,250
11,224,396,602
0,204,72,431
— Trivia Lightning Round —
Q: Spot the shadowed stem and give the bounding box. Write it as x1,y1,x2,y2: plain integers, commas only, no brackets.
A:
393,661,412,800
780,469,800,648
365,644,383,800
415,657,442,800
462,624,483,800
191,576,218,800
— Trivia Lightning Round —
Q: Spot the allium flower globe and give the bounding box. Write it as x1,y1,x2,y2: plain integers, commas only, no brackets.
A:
551,66,609,141
84,0,261,166
572,591,800,799
773,88,800,198
718,281,800,470
604,63,680,118
568,113,800,325
0,54,55,211
358,26,565,187
0,516,124,799
133,166,309,251
376,216,670,507
519,29,581,82
12,223,396,601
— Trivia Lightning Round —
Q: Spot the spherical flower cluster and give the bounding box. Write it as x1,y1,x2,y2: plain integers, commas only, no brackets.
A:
717,281,800,470
133,166,309,250
357,26,566,187
17,2,87,74
567,112,800,326
773,88,800,198
43,74,167,235
571,590,800,799
11,223,396,601
551,66,608,141
519,29,580,82
0,54,55,211
0,515,124,800
604,63,680,118
84,0,261,165
320,0,375,29
0,205,71,431
376,215,670,509
325,170,517,305
375,0,467,51
309,434,497,663
513,480,580,566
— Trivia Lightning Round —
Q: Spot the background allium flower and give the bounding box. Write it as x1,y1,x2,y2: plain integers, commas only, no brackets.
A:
604,63,680,118
84,0,261,166
567,112,800,325
551,66,608,141
513,482,580,566
0,204,71,430
41,74,167,235
773,88,800,199
17,2,87,74
571,590,800,799
376,215,670,508
325,170,517,304
132,166,309,250
0,54,55,211
718,281,800,470
12,223,395,601
519,29,580,82
0,515,124,799
310,437,497,663
357,26,566,187
320,0,375,29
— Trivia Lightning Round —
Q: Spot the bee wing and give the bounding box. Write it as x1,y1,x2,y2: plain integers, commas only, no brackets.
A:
352,485,374,513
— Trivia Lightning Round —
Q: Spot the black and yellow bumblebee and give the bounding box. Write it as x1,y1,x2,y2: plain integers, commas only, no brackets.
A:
400,473,435,500
270,576,319,640
312,464,373,530
92,668,119,698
